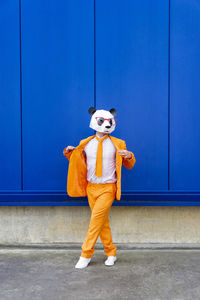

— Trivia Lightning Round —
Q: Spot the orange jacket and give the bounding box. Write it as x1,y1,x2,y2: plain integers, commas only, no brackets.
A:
64,135,136,200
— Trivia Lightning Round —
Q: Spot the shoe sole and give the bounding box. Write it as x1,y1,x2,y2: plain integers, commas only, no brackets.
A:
75,263,90,269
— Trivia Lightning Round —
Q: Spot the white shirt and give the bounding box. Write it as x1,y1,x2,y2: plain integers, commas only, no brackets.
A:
84,134,117,184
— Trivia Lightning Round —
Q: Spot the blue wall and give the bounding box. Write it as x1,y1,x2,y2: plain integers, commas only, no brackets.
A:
0,0,200,206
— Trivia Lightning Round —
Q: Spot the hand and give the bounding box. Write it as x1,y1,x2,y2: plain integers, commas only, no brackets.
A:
118,149,132,159
63,146,76,155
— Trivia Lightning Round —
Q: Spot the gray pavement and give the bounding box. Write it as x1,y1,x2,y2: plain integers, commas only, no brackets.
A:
0,249,199,300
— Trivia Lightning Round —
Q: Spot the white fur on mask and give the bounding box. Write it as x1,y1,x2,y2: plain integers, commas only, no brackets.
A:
89,109,116,134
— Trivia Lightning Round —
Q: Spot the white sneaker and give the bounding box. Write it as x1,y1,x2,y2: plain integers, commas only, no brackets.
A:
75,256,91,269
104,256,117,266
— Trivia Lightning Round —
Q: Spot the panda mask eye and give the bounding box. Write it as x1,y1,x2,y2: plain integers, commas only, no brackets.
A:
96,117,104,126
109,119,113,126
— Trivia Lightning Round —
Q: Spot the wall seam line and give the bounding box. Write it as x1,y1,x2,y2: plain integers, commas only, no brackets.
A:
168,0,171,191
19,0,23,190
94,0,96,109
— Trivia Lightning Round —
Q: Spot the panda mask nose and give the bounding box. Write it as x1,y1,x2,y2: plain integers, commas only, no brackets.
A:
105,125,111,129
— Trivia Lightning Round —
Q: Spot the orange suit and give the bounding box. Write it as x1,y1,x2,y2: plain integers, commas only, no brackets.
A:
64,134,136,258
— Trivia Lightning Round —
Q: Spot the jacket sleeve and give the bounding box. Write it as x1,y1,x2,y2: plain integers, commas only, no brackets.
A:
121,141,136,170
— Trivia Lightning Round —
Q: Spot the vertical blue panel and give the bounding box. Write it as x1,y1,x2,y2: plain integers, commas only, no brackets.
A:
21,0,94,190
96,0,169,191
170,0,200,190
0,0,21,190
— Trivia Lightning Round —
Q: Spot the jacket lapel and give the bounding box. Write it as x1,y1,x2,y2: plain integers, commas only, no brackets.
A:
109,135,123,166
76,135,96,151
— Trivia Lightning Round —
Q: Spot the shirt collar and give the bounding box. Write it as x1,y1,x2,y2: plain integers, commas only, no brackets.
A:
96,133,110,139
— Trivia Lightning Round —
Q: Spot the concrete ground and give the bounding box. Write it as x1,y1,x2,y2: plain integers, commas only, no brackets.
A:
0,249,199,300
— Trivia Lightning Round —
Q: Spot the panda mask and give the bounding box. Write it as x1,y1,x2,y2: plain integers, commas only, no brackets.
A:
88,107,117,134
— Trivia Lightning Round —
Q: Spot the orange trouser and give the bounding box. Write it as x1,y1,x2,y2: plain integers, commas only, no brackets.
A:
81,181,117,258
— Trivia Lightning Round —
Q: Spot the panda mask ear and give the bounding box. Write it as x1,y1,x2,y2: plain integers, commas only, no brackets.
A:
109,108,117,117
88,107,96,116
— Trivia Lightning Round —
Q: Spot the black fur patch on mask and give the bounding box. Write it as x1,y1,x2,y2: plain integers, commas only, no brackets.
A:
109,108,117,117
88,107,96,115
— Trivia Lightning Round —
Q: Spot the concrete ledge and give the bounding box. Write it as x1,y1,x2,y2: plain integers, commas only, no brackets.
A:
0,206,200,244
1,243,200,251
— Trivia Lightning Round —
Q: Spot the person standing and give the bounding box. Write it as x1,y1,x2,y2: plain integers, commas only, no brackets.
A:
63,107,136,269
